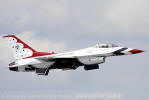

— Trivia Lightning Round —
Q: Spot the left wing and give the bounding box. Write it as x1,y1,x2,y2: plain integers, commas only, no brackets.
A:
34,57,82,75
36,57,82,69
34,55,105,75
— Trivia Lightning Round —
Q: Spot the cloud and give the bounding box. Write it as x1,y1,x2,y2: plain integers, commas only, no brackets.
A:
1,0,149,37
0,0,70,32
62,0,149,36
105,0,149,34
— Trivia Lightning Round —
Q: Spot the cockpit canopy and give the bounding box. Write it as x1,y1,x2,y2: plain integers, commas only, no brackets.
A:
94,43,118,48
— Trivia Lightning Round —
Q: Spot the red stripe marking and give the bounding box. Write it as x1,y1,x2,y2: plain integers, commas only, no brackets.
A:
3,35,56,58
3,35,36,52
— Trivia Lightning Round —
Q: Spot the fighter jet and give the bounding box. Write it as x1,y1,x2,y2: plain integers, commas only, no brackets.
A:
2,35,144,75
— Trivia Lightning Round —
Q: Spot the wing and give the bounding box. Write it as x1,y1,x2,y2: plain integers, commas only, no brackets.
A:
32,56,82,75
35,56,82,70
34,55,105,75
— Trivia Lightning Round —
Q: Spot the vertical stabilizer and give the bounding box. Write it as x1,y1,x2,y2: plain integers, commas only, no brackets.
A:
3,35,37,60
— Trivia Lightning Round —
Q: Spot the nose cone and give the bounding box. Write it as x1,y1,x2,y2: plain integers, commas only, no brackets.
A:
129,49,144,54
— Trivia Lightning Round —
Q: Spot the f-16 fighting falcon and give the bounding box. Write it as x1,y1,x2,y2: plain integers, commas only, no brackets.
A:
2,35,144,75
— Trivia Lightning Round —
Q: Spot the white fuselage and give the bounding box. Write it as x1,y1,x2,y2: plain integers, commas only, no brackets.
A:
13,46,132,69
3,34,144,75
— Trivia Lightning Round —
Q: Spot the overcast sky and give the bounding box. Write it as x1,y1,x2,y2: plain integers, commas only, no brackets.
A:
0,0,149,100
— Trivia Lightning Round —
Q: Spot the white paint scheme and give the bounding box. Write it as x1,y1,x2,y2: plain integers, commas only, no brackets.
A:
9,45,131,67
3,35,144,75
49,47,122,58
121,48,133,55
3,36,34,60
77,56,105,65
14,58,55,68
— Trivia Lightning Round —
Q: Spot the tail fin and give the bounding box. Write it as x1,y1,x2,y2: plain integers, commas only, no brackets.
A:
3,35,37,60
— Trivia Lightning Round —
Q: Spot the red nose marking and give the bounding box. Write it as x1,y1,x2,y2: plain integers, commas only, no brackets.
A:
129,49,144,54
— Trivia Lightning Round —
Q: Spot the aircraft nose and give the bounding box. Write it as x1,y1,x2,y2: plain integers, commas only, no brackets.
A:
129,49,144,54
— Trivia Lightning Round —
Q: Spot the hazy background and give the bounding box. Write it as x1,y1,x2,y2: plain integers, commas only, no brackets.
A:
0,0,149,100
